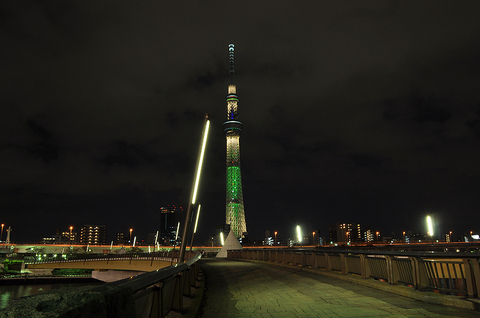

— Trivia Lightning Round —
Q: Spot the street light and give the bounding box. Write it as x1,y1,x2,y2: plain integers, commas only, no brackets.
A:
190,204,202,251
129,228,133,244
274,231,277,246
220,232,225,246
376,231,380,242
312,232,316,246
69,226,73,243
178,115,210,264
296,226,302,246
426,216,434,242
1,224,4,241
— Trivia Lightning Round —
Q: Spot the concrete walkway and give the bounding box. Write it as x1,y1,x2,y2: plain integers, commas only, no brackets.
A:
198,258,480,318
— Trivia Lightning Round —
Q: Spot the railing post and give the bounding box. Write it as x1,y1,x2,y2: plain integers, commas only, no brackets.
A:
385,255,394,284
340,253,346,274
172,273,184,313
412,257,430,290
470,258,480,297
463,258,478,298
183,269,192,297
325,253,331,271
409,257,419,290
301,251,306,267
360,254,366,279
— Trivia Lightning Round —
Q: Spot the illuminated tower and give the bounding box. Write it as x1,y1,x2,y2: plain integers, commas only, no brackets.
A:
224,44,247,238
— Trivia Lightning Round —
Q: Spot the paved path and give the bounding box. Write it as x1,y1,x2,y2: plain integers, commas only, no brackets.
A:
199,258,480,318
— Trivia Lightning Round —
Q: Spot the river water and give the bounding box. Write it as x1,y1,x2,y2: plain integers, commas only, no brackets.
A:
0,279,104,310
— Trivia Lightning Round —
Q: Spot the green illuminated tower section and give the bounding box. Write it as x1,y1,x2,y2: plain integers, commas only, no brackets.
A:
224,44,247,238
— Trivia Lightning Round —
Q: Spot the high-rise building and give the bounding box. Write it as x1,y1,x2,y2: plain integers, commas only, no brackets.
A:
329,222,361,243
116,232,125,245
224,44,247,238
61,230,77,243
80,225,107,245
160,205,183,245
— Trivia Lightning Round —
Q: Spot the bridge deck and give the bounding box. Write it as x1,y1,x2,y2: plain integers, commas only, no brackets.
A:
199,258,479,318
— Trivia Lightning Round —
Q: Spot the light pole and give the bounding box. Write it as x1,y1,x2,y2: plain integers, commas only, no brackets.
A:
426,215,434,243
178,115,210,264
312,232,316,246
376,231,380,243
69,226,73,243
1,224,4,242
274,231,277,246
296,225,302,247
190,204,201,251
402,231,406,242
449,231,452,242
129,228,133,245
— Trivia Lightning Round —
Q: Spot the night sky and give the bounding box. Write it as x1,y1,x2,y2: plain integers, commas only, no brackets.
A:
2,1,480,244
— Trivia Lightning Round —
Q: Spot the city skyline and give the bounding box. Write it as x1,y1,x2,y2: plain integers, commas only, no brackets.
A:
1,2,480,245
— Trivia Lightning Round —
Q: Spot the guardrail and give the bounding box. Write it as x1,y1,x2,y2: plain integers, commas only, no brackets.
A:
24,250,178,265
1,252,203,317
228,248,480,298
111,252,202,317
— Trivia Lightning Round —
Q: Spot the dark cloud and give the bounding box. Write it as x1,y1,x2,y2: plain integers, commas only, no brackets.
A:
1,1,480,244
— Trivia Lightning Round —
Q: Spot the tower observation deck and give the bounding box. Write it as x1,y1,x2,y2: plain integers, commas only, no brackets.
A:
224,44,247,238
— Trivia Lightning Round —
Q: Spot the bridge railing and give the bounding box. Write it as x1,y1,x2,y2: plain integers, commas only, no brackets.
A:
228,248,480,298
111,251,202,317
24,250,179,265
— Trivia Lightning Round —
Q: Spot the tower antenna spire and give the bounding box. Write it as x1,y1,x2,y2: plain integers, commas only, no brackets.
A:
229,43,235,83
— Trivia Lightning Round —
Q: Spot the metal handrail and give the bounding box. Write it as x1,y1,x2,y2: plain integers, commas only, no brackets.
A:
231,247,480,258
228,248,480,298
110,252,201,293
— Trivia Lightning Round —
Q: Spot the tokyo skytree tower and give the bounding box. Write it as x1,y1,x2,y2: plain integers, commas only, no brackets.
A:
224,44,247,238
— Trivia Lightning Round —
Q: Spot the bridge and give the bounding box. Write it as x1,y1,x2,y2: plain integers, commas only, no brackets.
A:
2,248,480,317
200,258,480,317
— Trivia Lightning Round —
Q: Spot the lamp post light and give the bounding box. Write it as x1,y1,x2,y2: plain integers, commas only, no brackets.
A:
402,231,406,242
69,226,73,243
426,215,434,243
376,231,380,243
1,224,4,241
274,231,277,246
312,232,316,246
190,204,202,251
296,225,302,247
129,228,133,244
178,115,210,264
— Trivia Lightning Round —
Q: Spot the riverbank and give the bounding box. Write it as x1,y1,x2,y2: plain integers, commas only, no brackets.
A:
0,276,102,285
